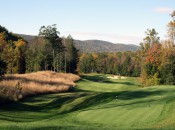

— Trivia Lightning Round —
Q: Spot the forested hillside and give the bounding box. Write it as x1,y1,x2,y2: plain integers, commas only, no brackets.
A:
18,34,139,53
74,40,139,52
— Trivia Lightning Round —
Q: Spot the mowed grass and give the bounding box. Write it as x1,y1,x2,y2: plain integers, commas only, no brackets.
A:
0,74,175,129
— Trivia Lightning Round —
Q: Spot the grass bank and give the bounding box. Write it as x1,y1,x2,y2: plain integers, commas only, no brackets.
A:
0,71,80,102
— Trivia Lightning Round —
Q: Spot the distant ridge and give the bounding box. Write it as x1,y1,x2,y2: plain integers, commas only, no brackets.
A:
18,34,36,42
18,34,140,53
74,40,139,52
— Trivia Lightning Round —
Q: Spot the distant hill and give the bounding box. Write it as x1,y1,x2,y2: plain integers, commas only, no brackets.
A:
18,34,36,42
74,40,139,52
18,34,140,52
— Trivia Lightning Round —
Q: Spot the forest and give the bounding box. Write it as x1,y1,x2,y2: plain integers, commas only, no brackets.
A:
0,24,79,75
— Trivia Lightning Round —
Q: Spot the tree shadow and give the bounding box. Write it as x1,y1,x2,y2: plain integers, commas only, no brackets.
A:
0,92,91,113
2,88,169,112
0,87,172,122
72,89,175,113
79,75,137,86
80,75,108,82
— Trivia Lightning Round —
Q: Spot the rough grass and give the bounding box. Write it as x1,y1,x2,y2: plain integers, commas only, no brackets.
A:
0,71,80,102
0,74,175,129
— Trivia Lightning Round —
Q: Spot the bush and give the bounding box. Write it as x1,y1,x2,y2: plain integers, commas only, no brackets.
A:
139,72,160,87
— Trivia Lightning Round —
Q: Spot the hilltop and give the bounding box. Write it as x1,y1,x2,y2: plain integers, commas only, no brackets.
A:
74,40,139,52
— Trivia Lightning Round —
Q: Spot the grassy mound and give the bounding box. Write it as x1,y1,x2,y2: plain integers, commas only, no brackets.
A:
0,74,175,129
0,71,80,102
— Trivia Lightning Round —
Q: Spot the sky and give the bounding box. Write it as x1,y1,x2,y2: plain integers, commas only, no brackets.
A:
0,0,174,45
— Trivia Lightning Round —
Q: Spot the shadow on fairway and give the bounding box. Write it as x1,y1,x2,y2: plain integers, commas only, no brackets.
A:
0,81,172,112
0,87,173,123
79,75,137,86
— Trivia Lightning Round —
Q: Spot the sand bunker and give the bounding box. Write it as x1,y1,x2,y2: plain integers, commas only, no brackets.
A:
107,75,127,79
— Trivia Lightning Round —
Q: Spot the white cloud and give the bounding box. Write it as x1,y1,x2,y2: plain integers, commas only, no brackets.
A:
154,7,173,14
62,31,143,45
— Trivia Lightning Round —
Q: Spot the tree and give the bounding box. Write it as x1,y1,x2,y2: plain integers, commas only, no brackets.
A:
168,10,175,45
1,39,26,74
64,35,79,73
160,47,175,85
0,26,27,74
0,32,7,76
78,53,89,73
139,22,175,86
78,52,141,76
39,24,64,72
139,28,162,86
14,39,27,73
25,37,46,72
140,29,160,51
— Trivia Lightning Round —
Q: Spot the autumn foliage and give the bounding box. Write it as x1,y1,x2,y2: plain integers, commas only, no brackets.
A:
0,27,27,74
139,41,175,86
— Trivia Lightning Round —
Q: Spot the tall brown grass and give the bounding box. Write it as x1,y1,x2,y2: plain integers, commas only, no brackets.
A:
0,71,80,102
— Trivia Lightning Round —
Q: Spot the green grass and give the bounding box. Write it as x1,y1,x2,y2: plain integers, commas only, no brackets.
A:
0,74,175,129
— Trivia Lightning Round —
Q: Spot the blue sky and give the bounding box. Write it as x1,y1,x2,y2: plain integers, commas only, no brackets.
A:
0,0,174,45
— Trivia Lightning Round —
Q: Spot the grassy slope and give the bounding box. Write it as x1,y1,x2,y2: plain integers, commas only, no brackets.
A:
0,74,175,129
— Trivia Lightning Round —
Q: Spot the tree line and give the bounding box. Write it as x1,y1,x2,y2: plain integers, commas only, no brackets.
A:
139,11,175,86
78,52,141,77
0,24,78,76
78,11,175,86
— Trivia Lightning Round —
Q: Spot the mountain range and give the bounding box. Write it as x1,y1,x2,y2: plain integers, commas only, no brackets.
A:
18,34,140,52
